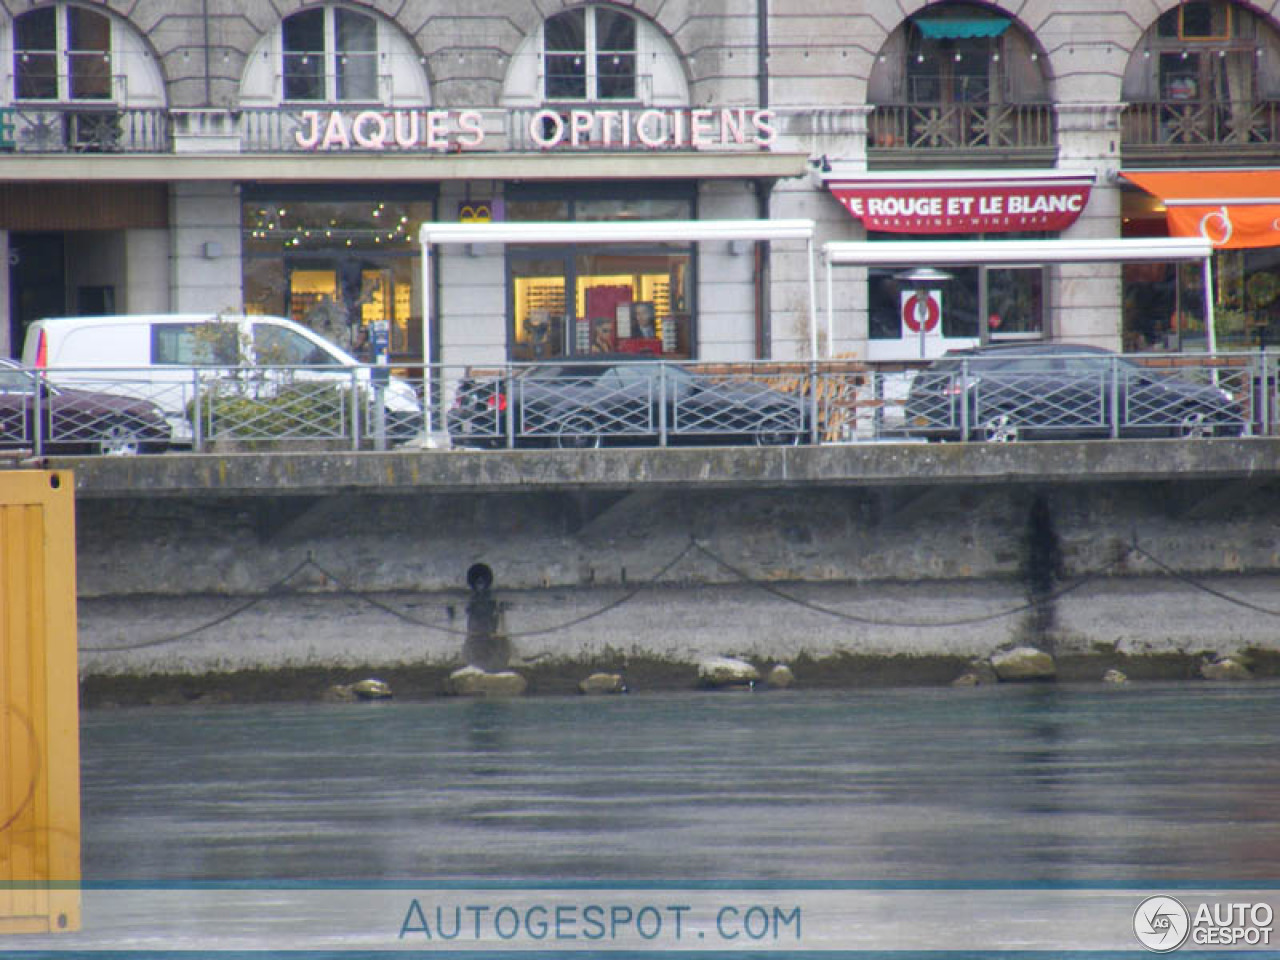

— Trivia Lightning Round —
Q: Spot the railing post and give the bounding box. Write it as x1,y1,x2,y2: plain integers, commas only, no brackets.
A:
352,368,364,452
505,365,516,449
33,369,45,457
1109,356,1121,439
192,370,204,452
809,360,820,445
658,362,668,447
959,360,970,440
1264,348,1274,437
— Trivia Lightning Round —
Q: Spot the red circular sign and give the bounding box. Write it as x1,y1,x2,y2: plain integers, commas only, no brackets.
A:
902,292,940,333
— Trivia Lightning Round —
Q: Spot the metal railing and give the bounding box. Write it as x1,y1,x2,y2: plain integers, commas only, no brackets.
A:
890,351,1263,442
1122,99,1280,148
5,352,1278,456
868,102,1056,150
0,105,171,152
3,364,421,456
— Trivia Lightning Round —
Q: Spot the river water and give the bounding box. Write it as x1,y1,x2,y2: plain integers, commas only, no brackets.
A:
81,683,1280,885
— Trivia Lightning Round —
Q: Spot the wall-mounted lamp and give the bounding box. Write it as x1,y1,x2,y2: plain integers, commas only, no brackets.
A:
201,241,222,260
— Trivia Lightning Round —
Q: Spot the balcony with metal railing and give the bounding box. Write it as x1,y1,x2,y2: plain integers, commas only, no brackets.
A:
866,101,1056,165
0,103,171,152
1120,98,1280,164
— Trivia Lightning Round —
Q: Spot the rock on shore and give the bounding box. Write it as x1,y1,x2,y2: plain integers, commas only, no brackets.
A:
697,656,760,689
990,646,1057,682
446,665,527,697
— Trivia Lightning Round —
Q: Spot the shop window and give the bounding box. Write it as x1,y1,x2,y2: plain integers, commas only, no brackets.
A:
282,6,379,102
506,186,694,361
511,251,691,360
242,197,432,361
986,267,1044,339
543,6,638,101
868,261,1043,343
869,266,979,340
13,5,113,101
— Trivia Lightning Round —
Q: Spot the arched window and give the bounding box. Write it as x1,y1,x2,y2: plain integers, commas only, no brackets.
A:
282,5,378,102
13,4,112,101
544,6,637,101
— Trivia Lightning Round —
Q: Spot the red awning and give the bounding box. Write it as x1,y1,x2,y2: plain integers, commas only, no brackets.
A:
825,171,1094,235
1120,169,1280,249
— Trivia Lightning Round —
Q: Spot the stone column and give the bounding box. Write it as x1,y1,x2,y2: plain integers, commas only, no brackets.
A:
1054,103,1127,350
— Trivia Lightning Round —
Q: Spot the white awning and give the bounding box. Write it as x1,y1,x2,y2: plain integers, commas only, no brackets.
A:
823,236,1213,265
419,218,815,246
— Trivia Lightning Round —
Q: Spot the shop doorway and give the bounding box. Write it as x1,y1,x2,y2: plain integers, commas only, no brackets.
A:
8,233,66,358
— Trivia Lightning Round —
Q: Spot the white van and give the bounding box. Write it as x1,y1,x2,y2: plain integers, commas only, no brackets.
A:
22,313,422,445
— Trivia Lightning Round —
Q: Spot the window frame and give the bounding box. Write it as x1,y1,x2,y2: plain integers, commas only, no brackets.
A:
542,5,640,103
12,3,115,103
280,5,382,104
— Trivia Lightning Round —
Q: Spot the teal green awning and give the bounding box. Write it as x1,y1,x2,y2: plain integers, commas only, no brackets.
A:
915,18,1010,39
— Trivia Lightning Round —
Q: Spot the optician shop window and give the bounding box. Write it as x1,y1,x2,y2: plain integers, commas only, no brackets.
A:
505,186,695,361
241,186,434,364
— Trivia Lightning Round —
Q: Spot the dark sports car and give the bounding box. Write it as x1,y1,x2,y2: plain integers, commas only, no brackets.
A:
448,356,810,449
903,343,1245,441
0,359,171,455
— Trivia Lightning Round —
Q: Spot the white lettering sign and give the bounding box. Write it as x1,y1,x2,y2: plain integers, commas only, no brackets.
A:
293,107,775,152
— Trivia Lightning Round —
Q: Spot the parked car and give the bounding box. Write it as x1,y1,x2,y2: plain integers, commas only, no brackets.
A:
0,359,170,455
448,357,810,449
22,313,421,445
903,343,1245,442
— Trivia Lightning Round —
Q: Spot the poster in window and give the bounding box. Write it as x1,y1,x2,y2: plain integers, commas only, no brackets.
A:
591,318,616,353
633,302,656,339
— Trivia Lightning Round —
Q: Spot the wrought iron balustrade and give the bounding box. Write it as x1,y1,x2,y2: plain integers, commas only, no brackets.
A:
0,105,170,152
1121,99,1280,147
868,102,1056,151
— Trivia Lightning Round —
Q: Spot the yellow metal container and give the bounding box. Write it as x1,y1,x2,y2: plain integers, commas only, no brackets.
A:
0,469,80,934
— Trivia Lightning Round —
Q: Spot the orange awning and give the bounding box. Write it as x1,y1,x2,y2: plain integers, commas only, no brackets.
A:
1120,169,1280,249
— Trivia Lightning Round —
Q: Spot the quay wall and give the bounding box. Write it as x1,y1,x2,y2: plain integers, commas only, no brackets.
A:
40,440,1280,688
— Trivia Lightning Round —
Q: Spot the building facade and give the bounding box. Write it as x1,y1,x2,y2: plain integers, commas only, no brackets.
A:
0,0,1277,371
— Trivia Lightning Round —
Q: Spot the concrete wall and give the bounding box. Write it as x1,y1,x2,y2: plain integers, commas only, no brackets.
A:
59,441,1280,674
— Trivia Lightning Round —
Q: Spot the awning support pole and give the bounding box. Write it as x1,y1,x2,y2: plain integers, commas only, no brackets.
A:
422,242,434,437
824,251,835,363
1204,254,1217,355
806,237,821,359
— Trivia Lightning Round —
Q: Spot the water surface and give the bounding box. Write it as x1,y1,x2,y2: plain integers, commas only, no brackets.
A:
79,683,1280,885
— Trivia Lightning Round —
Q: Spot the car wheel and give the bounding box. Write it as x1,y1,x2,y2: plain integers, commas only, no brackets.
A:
553,415,602,450
1177,411,1212,439
98,421,142,456
980,414,1019,443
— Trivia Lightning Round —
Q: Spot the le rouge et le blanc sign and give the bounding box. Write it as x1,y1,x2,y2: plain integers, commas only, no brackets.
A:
293,107,778,152
827,174,1095,234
